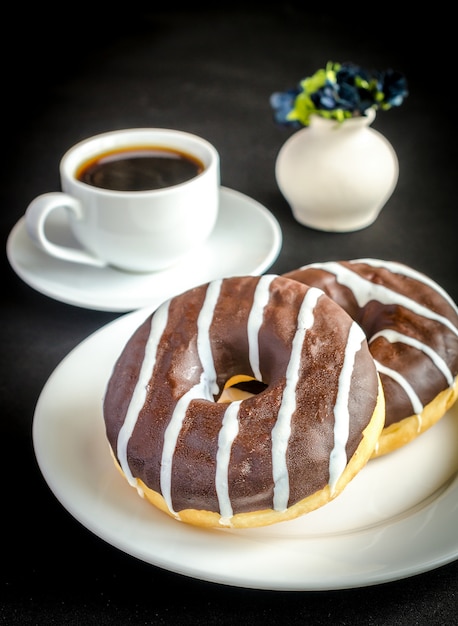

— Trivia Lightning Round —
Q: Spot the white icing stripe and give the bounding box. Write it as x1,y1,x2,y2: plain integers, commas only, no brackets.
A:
247,275,276,381
215,400,242,522
375,360,424,416
117,301,170,487
196,279,221,397
272,287,322,512
304,262,458,337
160,279,222,516
328,322,366,494
370,328,454,386
350,258,458,315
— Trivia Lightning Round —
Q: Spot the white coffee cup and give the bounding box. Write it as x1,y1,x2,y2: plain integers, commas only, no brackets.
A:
25,128,220,272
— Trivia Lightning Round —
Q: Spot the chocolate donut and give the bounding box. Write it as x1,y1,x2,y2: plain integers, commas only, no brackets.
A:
284,259,458,457
103,275,384,528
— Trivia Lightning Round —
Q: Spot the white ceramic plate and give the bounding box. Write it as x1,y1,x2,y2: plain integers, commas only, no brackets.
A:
7,187,282,312
32,307,458,591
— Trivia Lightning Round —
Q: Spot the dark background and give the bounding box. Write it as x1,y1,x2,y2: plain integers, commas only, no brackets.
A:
2,6,456,625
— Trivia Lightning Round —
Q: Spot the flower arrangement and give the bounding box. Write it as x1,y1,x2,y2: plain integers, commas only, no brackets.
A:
270,61,408,127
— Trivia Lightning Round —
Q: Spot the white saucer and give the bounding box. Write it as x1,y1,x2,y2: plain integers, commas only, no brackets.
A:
32,306,458,591
6,187,282,312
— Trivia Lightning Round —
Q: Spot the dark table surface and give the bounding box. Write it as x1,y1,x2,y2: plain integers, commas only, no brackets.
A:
2,6,457,625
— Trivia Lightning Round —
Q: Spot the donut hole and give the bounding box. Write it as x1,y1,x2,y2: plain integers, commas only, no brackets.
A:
218,374,268,403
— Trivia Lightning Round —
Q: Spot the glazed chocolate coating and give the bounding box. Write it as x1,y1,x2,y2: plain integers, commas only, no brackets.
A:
103,275,379,517
284,259,458,427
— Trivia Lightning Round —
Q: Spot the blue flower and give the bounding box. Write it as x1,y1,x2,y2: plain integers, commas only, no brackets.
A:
373,69,409,108
270,61,408,127
269,89,302,128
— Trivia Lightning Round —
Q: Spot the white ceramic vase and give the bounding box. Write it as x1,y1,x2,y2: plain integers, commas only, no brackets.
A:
275,108,398,232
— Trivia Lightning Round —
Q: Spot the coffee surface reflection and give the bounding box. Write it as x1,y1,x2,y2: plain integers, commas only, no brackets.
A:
76,146,204,191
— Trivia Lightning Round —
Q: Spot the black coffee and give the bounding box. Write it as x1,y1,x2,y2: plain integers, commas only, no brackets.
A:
76,146,204,191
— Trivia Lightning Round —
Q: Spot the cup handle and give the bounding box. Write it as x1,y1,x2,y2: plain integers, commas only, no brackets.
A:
25,192,107,268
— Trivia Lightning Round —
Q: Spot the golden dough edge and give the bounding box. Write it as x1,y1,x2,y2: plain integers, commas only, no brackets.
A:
109,376,385,530
371,376,458,458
